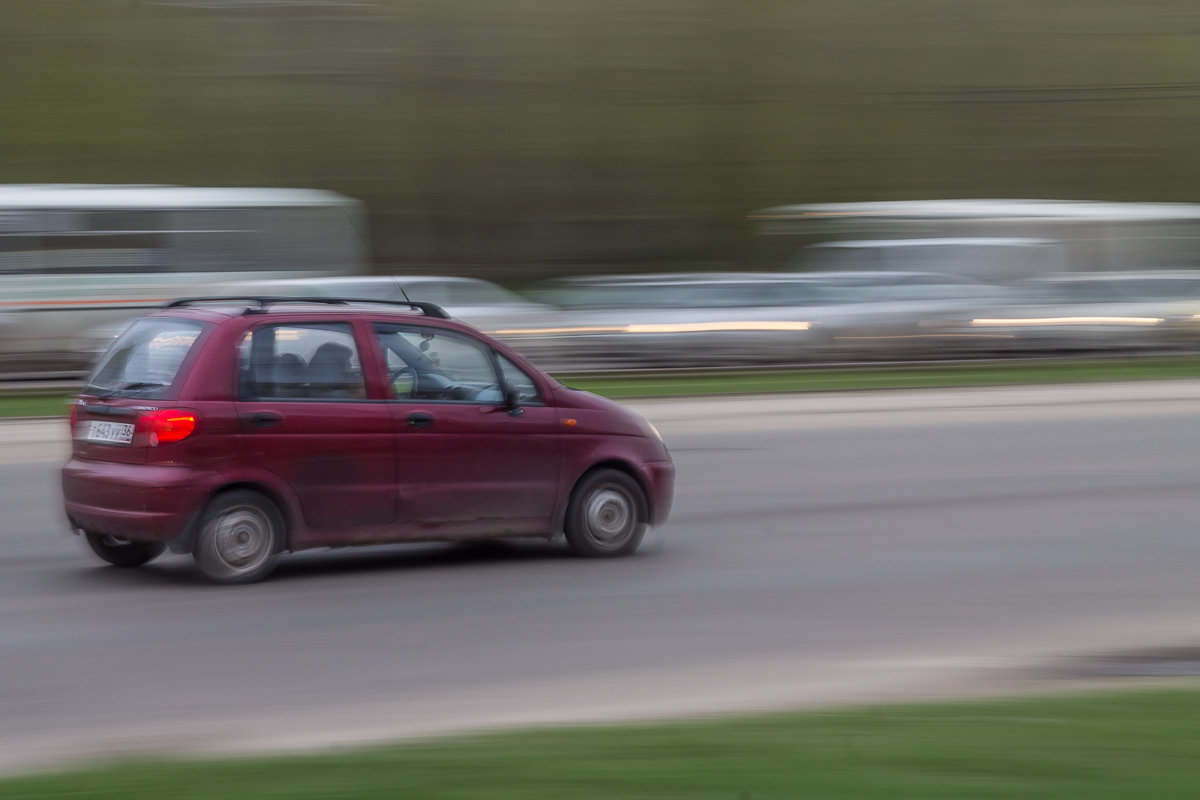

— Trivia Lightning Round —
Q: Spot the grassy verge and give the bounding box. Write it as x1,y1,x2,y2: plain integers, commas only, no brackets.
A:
2,357,1199,418
5,688,1200,798
0,394,71,419
556,356,1200,398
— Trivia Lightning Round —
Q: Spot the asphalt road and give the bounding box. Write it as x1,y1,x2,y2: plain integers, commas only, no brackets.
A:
4,381,1200,773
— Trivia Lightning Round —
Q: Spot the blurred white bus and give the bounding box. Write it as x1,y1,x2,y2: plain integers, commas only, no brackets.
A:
752,199,1200,280
798,237,1066,283
0,184,367,374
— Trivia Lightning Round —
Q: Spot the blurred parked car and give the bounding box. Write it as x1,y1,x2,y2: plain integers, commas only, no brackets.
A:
221,275,544,327
779,270,1004,360
217,275,563,366
524,271,1000,368
525,272,827,368
941,271,1200,355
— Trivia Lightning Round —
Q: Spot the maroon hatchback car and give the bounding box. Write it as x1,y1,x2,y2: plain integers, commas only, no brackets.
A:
61,297,674,583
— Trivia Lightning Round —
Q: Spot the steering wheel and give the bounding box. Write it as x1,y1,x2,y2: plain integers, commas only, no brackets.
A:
407,370,461,401
389,366,416,398
473,383,504,404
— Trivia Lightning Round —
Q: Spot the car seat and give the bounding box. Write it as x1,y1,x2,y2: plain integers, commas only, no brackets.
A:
272,352,308,397
306,342,363,398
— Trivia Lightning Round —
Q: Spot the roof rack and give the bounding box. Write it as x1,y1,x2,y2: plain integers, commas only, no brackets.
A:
164,296,451,319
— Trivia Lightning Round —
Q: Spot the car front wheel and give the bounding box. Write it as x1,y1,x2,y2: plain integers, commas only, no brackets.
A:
85,531,166,568
192,490,283,585
564,469,647,557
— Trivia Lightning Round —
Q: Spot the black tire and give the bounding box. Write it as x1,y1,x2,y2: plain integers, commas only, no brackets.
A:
192,490,284,585
563,469,647,557
84,531,166,568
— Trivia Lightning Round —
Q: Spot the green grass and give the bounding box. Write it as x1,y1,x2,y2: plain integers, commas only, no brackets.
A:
2,357,1199,418
0,394,72,419
555,356,1200,398
6,688,1200,798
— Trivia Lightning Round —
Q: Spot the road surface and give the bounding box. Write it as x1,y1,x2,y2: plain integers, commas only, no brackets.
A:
3,380,1200,773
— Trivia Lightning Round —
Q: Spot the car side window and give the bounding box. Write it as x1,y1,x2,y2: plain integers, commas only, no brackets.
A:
239,323,366,401
373,323,501,403
497,354,543,406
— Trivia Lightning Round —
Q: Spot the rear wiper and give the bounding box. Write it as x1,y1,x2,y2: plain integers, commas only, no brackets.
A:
96,381,167,398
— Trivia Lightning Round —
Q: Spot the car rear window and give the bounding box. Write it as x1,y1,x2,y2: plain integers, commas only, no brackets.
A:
85,317,209,399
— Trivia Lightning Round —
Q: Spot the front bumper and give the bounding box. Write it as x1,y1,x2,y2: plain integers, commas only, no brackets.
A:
640,459,676,528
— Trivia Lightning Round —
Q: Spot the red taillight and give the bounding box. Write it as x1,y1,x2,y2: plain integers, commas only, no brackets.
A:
142,409,197,446
68,401,79,432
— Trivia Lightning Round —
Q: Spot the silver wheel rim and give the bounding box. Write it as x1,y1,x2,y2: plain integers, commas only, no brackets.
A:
583,486,635,549
209,505,274,576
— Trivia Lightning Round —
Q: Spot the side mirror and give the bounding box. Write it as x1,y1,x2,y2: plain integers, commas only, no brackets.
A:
504,387,524,417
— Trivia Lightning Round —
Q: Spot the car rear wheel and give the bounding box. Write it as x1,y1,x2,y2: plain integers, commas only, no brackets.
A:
564,469,647,557
84,531,166,568
192,490,283,585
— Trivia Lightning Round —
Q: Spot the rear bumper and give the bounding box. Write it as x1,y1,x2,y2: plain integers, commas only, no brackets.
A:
62,458,210,543
641,459,675,528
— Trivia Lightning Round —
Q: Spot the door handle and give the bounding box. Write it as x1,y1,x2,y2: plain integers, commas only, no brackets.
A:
406,412,435,429
244,411,283,428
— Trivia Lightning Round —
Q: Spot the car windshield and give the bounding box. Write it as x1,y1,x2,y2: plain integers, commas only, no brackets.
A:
85,318,208,399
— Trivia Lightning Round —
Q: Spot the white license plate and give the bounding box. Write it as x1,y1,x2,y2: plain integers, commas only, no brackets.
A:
80,420,135,446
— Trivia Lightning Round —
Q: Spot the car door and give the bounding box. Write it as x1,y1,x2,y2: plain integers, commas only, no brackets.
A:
235,320,397,546
373,322,562,538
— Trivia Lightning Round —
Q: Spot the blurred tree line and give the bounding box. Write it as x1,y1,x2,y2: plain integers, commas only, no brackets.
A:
4,0,1200,282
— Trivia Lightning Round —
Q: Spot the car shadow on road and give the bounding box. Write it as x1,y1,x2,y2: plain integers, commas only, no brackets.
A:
267,527,668,584
271,538,569,582
64,535,665,588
